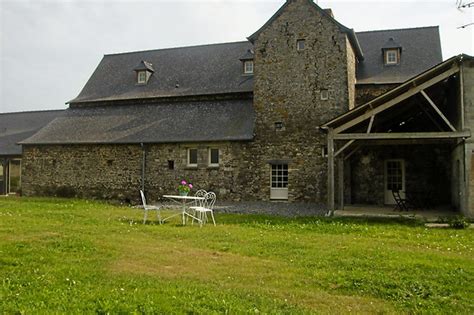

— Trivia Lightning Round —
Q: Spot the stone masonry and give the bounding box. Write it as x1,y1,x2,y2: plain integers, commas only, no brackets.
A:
22,142,248,203
237,0,356,203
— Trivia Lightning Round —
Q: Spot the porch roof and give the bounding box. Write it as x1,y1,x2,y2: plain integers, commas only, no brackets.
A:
322,54,473,134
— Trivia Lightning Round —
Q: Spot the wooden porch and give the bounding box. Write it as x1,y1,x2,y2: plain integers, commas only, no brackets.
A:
322,55,472,217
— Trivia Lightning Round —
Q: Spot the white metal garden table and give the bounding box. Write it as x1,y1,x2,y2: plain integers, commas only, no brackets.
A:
162,195,204,225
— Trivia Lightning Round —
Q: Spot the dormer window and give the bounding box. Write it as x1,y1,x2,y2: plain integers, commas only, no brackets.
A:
137,71,147,84
134,60,154,84
382,37,402,66
244,61,254,74
239,49,254,75
385,49,398,65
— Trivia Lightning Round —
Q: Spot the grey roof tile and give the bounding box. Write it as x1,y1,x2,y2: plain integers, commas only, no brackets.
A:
134,60,155,72
69,41,254,104
239,49,254,61
21,99,255,144
0,110,64,156
69,27,442,103
356,26,442,84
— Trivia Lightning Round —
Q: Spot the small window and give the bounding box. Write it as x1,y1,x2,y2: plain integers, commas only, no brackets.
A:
137,71,147,84
244,61,254,74
320,89,329,100
385,50,398,65
168,160,174,170
208,148,219,167
271,164,288,188
297,39,305,51
187,148,198,167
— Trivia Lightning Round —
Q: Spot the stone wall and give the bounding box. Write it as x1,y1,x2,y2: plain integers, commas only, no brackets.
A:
22,142,247,203
240,0,352,204
346,37,357,110
462,59,474,217
355,83,398,106
349,145,452,205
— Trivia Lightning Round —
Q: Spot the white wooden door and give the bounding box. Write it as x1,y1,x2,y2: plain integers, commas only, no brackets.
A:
384,159,405,205
270,164,288,200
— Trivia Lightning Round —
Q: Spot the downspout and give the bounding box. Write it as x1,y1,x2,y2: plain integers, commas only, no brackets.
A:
140,143,146,193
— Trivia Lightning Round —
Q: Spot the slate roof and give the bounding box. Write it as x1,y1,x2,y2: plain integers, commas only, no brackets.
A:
69,41,254,104
21,100,255,144
356,26,443,84
68,27,442,103
0,110,64,156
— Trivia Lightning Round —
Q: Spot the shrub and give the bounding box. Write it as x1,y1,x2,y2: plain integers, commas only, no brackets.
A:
55,186,76,198
448,216,471,229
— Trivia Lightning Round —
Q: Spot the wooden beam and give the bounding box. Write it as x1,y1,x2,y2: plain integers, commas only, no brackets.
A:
333,131,470,140
333,65,460,134
420,90,457,132
338,158,344,210
327,130,335,215
357,139,458,146
367,115,375,133
335,140,355,158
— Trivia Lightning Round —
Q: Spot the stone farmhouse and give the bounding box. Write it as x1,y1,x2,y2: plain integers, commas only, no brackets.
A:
3,0,474,217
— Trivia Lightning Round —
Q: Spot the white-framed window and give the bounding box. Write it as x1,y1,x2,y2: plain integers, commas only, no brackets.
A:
244,60,254,74
270,163,289,200
187,148,198,167
297,39,305,51
208,148,219,167
137,71,147,84
385,49,398,65
320,89,329,100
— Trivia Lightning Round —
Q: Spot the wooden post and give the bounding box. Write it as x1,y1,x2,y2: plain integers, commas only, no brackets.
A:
338,156,344,210
327,129,335,215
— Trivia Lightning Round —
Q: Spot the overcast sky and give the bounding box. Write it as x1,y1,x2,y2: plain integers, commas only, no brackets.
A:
0,0,472,113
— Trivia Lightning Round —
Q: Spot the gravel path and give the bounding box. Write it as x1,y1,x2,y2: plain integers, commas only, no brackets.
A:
214,201,327,217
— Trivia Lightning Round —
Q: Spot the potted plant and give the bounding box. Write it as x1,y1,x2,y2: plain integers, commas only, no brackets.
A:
178,180,193,196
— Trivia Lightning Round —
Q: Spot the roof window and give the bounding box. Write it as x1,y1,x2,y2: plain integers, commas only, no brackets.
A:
382,38,402,66
134,60,154,84
244,61,254,74
239,49,254,75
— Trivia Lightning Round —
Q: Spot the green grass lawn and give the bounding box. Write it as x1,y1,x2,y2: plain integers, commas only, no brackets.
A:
0,197,473,314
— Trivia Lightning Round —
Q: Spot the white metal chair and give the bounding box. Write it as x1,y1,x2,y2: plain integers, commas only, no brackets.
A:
140,190,161,224
190,191,216,226
189,189,206,225
193,189,207,207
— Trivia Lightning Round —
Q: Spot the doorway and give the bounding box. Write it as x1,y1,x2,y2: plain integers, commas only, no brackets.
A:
384,159,405,205
270,163,288,200
8,159,21,194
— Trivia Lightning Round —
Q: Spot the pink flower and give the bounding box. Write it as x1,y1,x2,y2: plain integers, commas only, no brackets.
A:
189,184,193,189
181,180,187,185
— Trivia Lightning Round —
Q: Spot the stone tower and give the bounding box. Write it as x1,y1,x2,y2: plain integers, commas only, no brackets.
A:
239,0,359,203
